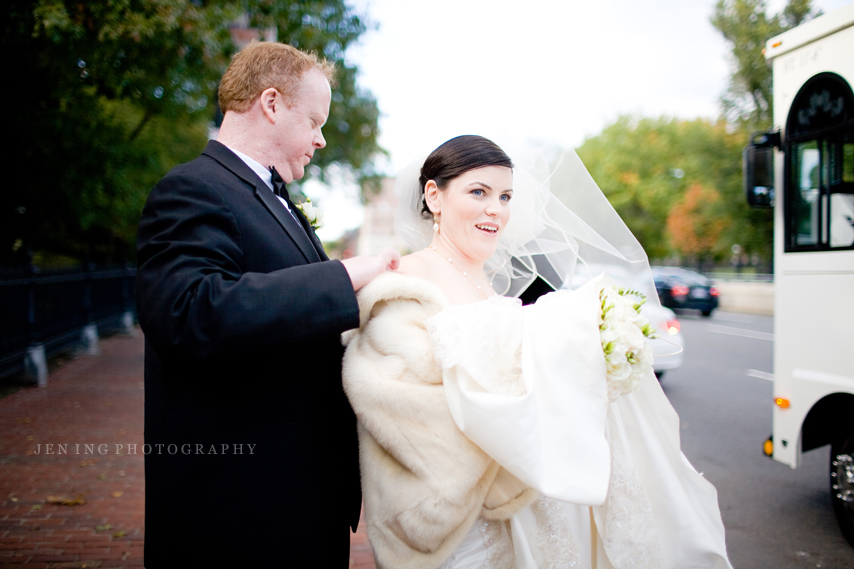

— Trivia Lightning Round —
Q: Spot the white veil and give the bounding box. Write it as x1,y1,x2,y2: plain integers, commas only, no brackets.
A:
393,145,661,309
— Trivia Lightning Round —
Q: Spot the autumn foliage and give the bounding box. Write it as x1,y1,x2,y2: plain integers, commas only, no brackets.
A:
666,184,728,257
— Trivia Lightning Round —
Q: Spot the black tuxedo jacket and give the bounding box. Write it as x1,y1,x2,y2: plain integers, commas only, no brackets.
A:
136,140,361,567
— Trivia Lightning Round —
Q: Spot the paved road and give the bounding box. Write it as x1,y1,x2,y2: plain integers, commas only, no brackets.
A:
664,310,854,569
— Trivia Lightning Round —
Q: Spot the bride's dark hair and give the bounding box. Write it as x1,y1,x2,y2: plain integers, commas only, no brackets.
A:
419,135,513,219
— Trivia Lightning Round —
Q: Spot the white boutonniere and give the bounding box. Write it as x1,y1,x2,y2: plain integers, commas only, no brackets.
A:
599,287,658,402
295,199,324,230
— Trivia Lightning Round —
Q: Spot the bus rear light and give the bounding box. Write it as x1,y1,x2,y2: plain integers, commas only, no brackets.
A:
763,436,774,456
775,397,790,409
671,285,689,297
710,287,720,297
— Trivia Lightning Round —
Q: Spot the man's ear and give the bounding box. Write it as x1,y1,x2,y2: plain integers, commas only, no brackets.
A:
259,87,280,123
424,180,441,214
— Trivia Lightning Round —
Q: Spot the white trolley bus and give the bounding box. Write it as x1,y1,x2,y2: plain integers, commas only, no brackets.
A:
744,2,854,546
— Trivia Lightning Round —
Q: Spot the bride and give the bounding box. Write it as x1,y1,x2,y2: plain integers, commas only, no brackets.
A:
342,135,733,569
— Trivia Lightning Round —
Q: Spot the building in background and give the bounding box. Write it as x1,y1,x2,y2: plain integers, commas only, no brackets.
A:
357,177,409,256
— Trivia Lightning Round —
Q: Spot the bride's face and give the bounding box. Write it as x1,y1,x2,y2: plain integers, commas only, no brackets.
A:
427,165,513,262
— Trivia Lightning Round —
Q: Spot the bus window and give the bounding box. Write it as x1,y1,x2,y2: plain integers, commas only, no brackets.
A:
793,141,820,246
830,135,854,247
785,72,854,251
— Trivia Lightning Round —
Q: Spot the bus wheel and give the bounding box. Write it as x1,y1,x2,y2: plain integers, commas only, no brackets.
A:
831,433,854,547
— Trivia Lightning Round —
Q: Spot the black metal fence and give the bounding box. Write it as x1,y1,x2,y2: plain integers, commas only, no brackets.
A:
0,262,136,380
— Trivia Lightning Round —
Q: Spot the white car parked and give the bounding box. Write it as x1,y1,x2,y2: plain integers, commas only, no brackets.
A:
644,303,684,380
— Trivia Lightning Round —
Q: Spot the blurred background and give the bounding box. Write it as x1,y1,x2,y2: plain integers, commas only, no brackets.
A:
0,0,847,273
2,2,854,567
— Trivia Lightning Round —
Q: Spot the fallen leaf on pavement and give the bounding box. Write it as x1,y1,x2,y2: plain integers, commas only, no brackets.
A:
46,495,86,506
111,491,123,498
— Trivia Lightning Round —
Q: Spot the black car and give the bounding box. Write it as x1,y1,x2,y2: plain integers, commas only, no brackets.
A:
651,267,719,317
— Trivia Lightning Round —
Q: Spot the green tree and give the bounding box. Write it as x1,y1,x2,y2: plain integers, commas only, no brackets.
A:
1,0,380,265
576,115,772,264
711,0,820,128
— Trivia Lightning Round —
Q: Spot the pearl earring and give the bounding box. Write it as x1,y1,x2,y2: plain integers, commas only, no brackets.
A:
432,213,439,233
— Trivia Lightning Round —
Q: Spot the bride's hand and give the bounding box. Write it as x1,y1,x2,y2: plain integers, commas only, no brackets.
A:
341,247,401,291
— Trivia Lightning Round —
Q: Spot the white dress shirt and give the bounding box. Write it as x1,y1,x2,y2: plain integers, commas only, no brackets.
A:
226,146,295,215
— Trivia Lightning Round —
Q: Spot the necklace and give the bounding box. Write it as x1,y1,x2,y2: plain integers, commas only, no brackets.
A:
427,246,494,299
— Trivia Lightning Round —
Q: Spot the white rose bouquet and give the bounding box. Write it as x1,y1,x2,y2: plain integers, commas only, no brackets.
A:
599,286,658,402
295,199,324,230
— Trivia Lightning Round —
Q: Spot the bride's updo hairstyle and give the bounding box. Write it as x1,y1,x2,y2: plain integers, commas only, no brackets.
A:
418,135,513,220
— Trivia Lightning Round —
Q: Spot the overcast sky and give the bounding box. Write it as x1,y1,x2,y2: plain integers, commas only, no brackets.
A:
312,0,853,241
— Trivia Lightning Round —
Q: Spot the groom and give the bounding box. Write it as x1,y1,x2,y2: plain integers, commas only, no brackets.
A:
136,42,398,566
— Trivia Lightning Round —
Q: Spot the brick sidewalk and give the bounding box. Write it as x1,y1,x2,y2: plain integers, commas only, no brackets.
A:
0,333,377,568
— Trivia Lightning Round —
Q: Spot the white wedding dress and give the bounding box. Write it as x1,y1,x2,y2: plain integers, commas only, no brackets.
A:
343,272,732,569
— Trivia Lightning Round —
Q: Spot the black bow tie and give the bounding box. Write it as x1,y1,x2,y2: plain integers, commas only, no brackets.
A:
269,166,290,200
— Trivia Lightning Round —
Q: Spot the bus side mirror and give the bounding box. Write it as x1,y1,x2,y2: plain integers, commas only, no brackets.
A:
743,131,780,209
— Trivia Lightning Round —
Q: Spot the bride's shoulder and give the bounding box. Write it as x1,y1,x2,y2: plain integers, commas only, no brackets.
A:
377,251,447,299
396,250,433,279
351,263,449,327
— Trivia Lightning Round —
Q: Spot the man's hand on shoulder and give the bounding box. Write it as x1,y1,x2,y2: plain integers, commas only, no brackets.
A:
341,247,401,291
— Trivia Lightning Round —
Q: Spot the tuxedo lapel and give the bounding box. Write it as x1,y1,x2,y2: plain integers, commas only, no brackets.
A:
254,185,321,263
290,201,329,261
202,140,321,264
